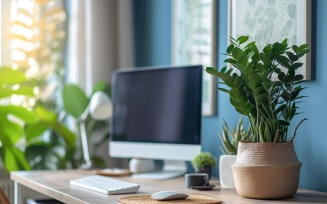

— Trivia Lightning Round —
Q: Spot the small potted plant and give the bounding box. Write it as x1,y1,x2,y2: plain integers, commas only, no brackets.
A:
191,152,216,179
219,117,251,189
206,36,309,199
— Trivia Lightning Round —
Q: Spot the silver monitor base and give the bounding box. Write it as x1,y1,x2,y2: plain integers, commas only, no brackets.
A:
131,160,187,179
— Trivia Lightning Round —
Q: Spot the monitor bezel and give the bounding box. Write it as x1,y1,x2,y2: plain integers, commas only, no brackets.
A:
109,65,202,161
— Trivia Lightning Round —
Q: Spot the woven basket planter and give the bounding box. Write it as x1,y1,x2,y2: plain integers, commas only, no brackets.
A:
232,141,301,199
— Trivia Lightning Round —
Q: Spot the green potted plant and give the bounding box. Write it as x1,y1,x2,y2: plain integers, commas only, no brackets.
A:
191,152,216,179
206,36,309,199
218,117,251,189
0,67,76,171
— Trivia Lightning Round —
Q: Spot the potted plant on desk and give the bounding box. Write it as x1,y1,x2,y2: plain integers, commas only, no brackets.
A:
218,117,251,189
206,36,309,199
191,152,216,179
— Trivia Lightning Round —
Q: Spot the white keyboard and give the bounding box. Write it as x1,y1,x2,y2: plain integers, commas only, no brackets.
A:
70,175,140,195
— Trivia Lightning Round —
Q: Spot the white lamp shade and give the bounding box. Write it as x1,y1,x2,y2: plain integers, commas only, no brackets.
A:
89,91,112,120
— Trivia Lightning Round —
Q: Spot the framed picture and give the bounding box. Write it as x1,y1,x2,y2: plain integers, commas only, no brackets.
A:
229,0,312,80
172,0,218,116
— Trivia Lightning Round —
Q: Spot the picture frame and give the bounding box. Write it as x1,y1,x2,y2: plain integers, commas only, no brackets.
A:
172,0,218,116
228,0,312,80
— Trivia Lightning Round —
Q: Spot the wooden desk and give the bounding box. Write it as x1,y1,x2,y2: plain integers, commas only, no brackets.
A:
11,170,327,204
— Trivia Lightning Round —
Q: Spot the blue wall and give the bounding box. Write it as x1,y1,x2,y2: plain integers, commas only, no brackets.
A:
133,0,327,192
133,0,171,66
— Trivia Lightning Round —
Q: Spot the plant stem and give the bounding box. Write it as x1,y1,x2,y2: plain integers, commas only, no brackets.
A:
291,118,308,142
273,129,280,143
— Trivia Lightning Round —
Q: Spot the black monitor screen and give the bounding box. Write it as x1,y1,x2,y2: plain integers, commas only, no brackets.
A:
111,65,202,145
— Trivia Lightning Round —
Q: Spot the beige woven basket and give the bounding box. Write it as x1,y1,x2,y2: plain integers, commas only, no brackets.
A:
232,141,301,199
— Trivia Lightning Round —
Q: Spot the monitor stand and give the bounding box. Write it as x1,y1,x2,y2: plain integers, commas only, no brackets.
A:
131,159,187,180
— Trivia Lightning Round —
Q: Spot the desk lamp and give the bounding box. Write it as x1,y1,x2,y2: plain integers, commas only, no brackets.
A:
79,91,112,169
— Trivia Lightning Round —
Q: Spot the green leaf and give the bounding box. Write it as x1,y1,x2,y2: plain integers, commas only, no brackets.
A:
0,105,37,123
281,91,290,101
237,35,249,44
294,74,304,81
278,72,285,81
278,120,290,126
292,63,304,70
260,52,266,62
224,58,238,64
221,66,227,72
0,67,27,85
25,143,64,170
232,47,244,60
229,88,252,115
238,55,248,68
276,56,290,68
281,38,288,48
283,75,292,84
291,87,304,100
226,68,233,74
35,106,57,123
299,44,309,50
51,122,76,149
4,147,30,171
247,51,255,59
263,45,272,54
286,52,299,62
226,44,235,54
5,148,19,171
264,125,272,142
0,115,23,143
274,104,287,115
272,42,283,52
26,122,48,141
297,48,310,57
205,67,234,87
91,155,106,168
292,45,299,53
218,88,229,93
91,81,107,96
288,67,295,79
261,82,271,90
0,86,34,98
63,84,89,118
34,106,77,149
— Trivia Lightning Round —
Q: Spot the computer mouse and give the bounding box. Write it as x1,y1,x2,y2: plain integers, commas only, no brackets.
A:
151,191,188,201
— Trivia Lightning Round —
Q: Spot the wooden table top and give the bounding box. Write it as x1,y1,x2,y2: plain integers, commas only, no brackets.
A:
11,170,327,204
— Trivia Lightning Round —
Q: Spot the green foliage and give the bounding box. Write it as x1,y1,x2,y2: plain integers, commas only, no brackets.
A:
206,36,309,142
191,152,216,169
0,67,77,171
219,117,251,155
63,84,89,118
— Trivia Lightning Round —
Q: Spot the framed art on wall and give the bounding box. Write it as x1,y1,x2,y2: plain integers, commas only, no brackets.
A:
228,0,312,80
172,0,218,116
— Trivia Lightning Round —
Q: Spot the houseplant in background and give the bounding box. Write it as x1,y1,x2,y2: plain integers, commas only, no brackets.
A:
0,67,76,171
206,36,309,199
218,117,251,189
191,152,216,179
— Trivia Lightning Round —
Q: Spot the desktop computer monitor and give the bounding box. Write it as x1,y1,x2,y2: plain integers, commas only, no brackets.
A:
109,65,202,179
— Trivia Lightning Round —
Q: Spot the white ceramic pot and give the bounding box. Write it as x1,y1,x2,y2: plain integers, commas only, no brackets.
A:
232,141,301,199
219,155,236,189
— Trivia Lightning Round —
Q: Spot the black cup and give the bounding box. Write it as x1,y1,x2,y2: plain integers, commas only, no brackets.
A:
185,173,209,188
